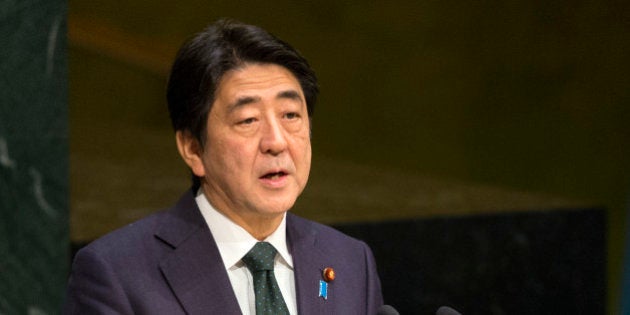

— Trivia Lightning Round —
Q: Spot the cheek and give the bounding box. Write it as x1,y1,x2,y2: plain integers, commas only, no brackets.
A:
220,140,254,169
204,137,251,177
302,146,312,182
293,136,312,177
303,140,312,166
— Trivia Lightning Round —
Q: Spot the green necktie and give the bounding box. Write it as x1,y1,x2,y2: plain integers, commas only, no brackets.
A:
242,242,290,315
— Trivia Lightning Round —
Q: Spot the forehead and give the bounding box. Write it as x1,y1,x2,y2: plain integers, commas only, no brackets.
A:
215,63,304,103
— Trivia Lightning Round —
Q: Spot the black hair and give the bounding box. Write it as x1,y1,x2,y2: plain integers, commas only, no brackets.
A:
167,18,318,142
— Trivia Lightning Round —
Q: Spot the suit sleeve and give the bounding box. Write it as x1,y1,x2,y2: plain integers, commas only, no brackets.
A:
63,246,133,315
362,241,384,315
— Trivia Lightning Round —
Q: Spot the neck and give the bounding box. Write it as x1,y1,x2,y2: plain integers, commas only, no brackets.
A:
236,213,284,241
201,187,285,240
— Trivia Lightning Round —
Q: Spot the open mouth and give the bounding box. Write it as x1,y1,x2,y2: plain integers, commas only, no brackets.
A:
261,171,287,180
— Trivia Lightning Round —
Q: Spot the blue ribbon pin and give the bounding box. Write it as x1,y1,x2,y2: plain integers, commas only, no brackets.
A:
318,280,328,300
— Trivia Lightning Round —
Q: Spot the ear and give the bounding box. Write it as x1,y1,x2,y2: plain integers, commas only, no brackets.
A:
175,131,206,177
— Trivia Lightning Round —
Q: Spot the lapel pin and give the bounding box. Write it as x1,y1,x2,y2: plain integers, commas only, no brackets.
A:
322,267,335,282
319,280,328,300
319,267,335,300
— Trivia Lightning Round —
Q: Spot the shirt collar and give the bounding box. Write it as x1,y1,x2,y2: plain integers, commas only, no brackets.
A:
195,190,293,270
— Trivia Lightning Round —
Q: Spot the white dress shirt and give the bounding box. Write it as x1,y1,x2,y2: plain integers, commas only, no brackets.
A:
195,192,297,315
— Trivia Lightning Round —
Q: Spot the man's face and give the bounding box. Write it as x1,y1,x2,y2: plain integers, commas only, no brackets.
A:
196,63,311,221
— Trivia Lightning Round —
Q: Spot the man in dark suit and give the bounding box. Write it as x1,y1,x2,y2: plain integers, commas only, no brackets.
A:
64,19,383,314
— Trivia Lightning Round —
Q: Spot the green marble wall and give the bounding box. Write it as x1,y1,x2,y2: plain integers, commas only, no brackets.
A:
0,0,68,313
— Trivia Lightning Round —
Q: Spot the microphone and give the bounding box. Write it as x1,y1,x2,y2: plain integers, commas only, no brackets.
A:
376,304,400,315
436,306,462,315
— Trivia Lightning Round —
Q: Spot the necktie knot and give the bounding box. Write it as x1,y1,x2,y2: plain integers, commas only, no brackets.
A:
241,242,289,314
243,242,277,272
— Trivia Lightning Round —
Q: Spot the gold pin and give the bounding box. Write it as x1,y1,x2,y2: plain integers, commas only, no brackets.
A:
322,267,335,282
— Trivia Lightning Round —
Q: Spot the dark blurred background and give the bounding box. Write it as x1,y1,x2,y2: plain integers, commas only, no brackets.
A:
2,0,629,314
69,0,629,311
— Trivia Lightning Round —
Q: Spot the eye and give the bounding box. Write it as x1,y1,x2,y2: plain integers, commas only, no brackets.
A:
284,112,300,120
238,117,257,125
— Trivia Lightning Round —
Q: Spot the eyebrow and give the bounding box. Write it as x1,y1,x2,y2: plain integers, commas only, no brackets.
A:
229,96,260,112
276,90,303,102
227,89,304,113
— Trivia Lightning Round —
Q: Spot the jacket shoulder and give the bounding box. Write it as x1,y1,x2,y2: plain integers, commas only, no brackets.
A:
287,213,372,254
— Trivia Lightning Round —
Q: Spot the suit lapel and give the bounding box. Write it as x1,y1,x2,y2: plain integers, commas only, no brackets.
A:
156,192,242,315
154,194,334,314
287,214,330,315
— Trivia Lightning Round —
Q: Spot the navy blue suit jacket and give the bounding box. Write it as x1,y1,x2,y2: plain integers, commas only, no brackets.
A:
64,191,383,314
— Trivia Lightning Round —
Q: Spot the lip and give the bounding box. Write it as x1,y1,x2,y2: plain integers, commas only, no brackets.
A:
259,169,290,188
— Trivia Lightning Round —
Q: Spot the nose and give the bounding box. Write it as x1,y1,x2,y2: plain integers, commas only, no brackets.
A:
259,117,288,155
